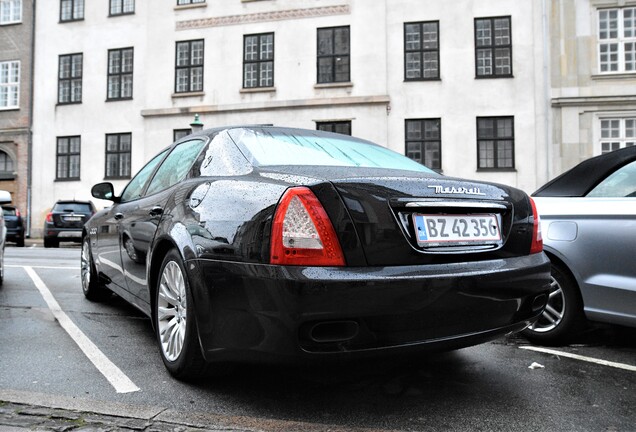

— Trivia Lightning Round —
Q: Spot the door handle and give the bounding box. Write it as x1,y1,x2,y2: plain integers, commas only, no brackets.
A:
114,213,124,220
149,206,164,217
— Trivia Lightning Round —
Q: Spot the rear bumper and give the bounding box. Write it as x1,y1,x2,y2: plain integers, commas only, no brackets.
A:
43,225,83,241
5,226,24,241
188,253,551,364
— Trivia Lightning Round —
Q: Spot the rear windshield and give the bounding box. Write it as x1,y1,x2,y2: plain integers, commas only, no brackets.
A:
229,129,435,174
2,208,16,216
53,203,92,213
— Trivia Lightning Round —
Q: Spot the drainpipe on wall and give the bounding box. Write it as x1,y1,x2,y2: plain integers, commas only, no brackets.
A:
26,0,36,238
542,0,552,184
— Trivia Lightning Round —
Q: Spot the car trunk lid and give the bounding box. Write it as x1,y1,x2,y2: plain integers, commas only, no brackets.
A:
325,175,532,266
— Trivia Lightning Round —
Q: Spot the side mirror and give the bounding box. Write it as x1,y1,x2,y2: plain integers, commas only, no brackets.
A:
91,182,118,202
0,190,11,205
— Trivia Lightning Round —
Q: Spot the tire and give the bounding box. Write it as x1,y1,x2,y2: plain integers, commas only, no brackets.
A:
522,262,586,345
81,237,110,302
0,245,4,287
44,237,58,248
154,249,208,380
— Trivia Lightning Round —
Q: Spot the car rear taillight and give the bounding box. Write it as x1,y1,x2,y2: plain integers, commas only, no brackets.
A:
45,212,53,223
270,187,345,266
15,209,20,217
529,197,543,254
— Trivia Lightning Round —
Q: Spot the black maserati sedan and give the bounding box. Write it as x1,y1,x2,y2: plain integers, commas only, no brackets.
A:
83,126,550,379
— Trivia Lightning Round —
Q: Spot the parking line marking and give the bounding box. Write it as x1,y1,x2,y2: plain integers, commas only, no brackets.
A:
520,346,636,372
24,266,141,393
8,265,78,270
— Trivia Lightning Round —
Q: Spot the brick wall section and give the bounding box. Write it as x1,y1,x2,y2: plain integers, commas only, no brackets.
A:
0,0,34,233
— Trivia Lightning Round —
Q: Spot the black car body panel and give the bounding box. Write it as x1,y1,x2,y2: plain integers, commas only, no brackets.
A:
84,126,551,369
190,254,549,362
2,205,24,245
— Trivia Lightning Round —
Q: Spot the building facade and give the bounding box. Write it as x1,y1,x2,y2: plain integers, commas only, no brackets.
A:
550,0,636,173
0,0,33,230
30,0,551,237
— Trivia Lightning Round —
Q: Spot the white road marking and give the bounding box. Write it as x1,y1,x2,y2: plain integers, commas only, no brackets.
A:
520,346,636,372
8,265,77,270
24,266,141,393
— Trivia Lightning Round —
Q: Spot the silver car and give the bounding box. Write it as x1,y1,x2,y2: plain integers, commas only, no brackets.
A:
523,146,636,344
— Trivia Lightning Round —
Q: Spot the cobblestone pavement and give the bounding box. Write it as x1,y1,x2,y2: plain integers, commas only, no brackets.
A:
0,401,227,432
0,398,367,432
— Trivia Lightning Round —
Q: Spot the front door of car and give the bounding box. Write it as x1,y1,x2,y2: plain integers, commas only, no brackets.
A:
119,189,173,304
93,205,129,291
119,138,207,305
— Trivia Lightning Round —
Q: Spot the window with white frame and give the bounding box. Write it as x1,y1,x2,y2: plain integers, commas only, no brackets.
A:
173,129,191,142
404,21,440,80
475,16,512,78
58,53,82,104
109,0,134,16
107,47,133,100
477,116,515,169
0,0,22,24
598,7,636,73
56,136,81,180
599,118,636,153
317,26,350,83
243,33,274,88
175,40,204,93
105,133,131,179
0,151,14,177
405,119,442,170
0,60,19,109
316,121,351,136
60,0,84,22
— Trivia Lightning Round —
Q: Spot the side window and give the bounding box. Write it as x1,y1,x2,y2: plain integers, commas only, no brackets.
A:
120,149,168,202
145,139,206,196
587,160,636,197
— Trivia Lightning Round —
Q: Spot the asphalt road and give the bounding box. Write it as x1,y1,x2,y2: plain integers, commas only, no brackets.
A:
1,245,635,431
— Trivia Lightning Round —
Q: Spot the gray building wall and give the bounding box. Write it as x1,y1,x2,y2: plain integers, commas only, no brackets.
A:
550,0,636,174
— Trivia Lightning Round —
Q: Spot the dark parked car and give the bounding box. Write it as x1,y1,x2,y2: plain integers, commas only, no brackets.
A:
523,145,636,344
44,200,96,248
0,190,11,285
83,126,550,379
2,205,25,247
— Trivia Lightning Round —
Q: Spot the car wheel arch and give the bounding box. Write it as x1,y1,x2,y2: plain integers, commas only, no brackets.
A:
542,247,584,293
148,236,199,327
148,238,177,330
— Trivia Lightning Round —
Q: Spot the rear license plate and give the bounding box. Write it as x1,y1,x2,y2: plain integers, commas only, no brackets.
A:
58,230,82,238
413,214,501,246
63,216,82,222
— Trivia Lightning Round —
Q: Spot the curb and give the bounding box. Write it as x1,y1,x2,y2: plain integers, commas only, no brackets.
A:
0,389,375,432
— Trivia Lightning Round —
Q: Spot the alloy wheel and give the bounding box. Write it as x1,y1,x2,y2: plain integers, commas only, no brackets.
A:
528,275,565,333
81,239,91,293
157,261,188,362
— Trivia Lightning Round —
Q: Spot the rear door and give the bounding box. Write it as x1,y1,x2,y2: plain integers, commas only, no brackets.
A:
119,139,207,304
